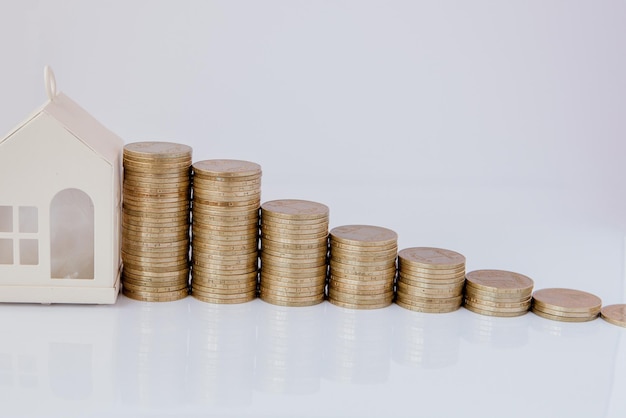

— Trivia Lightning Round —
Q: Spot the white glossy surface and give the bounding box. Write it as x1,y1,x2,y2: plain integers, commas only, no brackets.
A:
1,1,625,417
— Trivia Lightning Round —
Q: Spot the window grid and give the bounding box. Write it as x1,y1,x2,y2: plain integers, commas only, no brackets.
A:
0,206,39,266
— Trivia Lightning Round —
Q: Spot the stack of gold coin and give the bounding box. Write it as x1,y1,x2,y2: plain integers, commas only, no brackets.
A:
396,247,465,313
328,225,397,310
464,270,534,317
259,200,329,307
190,159,261,304
121,142,192,302
531,288,601,322
600,304,626,328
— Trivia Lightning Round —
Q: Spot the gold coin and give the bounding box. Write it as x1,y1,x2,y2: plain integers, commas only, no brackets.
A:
398,247,465,269
123,187,191,199
464,284,532,301
123,158,192,170
192,290,256,304
465,270,534,295
192,178,261,190
259,293,324,307
192,217,259,229
464,302,529,317
260,271,325,285
328,297,392,310
261,254,326,268
192,212,258,224
259,231,327,246
464,298,531,314
328,274,391,288
395,286,462,299
600,304,626,328
396,293,463,307
121,274,187,287
531,307,598,322
395,299,461,314
192,225,258,238
122,287,189,302
261,199,329,220
260,262,327,276
122,222,189,234
191,206,259,219
122,209,189,221
124,168,191,180
531,288,602,313
193,196,260,208
260,215,328,227
258,287,324,302
193,193,261,205
193,159,261,176
122,231,189,243
330,225,397,247
124,141,192,158
192,248,257,261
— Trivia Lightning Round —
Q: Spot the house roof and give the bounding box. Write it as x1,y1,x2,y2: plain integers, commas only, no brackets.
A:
0,92,123,165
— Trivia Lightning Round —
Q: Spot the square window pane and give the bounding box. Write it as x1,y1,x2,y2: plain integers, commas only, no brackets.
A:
0,206,12,233
19,239,38,265
19,207,38,233
0,239,13,264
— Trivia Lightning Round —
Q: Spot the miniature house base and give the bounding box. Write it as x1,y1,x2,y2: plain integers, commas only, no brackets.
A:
0,67,123,304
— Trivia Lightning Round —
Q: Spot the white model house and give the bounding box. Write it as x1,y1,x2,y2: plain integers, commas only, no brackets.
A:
0,67,123,304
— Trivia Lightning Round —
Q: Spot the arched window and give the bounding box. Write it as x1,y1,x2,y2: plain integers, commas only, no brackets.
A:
50,189,94,279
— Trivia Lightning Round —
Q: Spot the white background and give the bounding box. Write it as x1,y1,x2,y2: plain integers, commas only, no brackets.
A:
0,1,625,417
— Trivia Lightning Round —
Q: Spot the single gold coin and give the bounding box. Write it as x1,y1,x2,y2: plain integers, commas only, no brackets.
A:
396,293,463,309
192,290,256,305
259,292,324,307
328,266,396,280
259,282,325,296
397,281,463,295
328,297,392,310
531,288,602,313
192,159,261,177
600,304,626,328
395,299,461,314
261,199,329,220
192,280,257,295
122,287,189,302
465,270,534,295
398,247,465,270
124,141,192,159
191,269,258,281
330,225,397,247
399,270,465,282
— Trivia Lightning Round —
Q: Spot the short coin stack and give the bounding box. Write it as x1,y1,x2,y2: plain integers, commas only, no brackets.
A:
190,160,261,304
259,199,329,307
464,270,534,317
396,247,465,313
328,225,397,310
531,288,601,322
121,142,192,302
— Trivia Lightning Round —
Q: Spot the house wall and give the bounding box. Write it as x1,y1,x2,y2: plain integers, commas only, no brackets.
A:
0,113,117,288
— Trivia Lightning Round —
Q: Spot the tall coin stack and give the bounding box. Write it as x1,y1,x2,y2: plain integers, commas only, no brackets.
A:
121,142,192,302
395,247,465,313
328,225,397,310
464,270,534,317
259,200,329,307
190,160,261,304
531,288,601,322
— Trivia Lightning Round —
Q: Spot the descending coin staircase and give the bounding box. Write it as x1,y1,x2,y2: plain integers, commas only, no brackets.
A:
119,142,626,327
